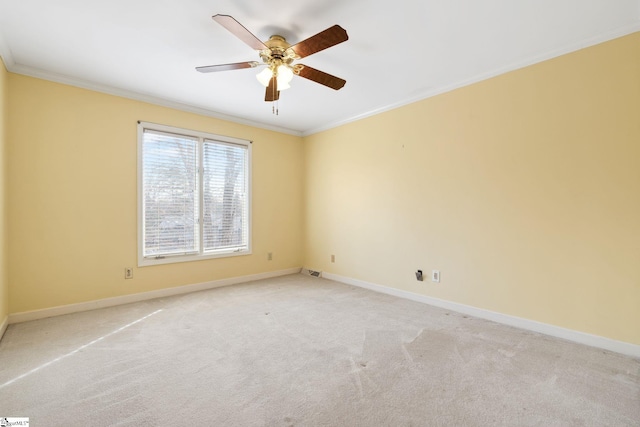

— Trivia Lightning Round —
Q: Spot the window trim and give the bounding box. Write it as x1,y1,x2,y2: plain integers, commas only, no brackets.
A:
137,121,252,267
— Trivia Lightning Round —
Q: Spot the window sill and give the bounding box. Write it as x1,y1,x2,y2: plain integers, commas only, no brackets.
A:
138,248,252,267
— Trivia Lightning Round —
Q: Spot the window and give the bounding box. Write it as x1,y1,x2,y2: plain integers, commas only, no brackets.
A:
138,122,251,266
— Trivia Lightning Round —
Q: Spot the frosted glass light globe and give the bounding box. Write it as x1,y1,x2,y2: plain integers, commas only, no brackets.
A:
256,67,273,87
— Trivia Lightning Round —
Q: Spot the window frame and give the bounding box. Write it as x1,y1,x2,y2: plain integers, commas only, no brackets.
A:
137,121,252,267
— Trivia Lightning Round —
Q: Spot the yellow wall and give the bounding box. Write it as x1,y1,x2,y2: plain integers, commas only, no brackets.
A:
0,57,8,325
304,33,640,345
7,75,304,313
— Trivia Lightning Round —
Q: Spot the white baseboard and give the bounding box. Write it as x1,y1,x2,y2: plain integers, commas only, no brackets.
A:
322,272,640,359
0,315,7,341
8,267,302,324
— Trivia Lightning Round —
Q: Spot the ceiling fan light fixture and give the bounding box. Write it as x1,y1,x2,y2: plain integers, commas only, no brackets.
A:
276,64,294,87
278,80,291,91
256,67,273,87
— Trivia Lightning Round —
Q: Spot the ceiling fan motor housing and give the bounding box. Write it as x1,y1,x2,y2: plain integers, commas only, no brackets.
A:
260,35,299,72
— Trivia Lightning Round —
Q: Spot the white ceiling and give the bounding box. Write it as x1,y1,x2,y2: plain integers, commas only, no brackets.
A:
0,0,638,135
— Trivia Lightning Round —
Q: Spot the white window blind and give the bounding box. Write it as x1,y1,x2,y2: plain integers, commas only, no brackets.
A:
142,130,199,257
138,122,251,266
203,141,249,252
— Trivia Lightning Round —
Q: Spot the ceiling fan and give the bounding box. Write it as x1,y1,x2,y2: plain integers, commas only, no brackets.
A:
196,15,348,106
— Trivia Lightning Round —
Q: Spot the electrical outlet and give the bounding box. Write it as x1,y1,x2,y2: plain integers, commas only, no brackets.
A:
431,270,440,283
267,252,273,261
125,267,133,279
330,254,335,263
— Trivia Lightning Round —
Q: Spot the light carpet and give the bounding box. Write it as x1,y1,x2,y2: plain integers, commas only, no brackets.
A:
0,274,638,426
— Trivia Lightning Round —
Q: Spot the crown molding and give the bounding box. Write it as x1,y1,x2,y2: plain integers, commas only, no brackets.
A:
303,23,640,136
0,31,15,70
4,61,303,137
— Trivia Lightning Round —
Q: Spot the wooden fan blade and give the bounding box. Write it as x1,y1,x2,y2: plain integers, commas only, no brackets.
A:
265,76,280,101
290,25,348,58
212,14,267,51
196,61,259,73
297,65,346,90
